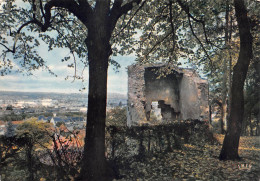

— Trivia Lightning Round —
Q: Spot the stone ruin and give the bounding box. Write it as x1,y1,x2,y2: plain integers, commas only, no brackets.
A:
127,63,209,126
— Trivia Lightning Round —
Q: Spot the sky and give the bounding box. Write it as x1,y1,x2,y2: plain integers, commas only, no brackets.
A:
0,47,135,94
0,0,192,95
0,0,138,95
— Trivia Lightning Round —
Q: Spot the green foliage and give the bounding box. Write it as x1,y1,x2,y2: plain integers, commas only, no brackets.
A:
132,0,228,66
1,113,25,122
243,57,260,136
0,0,87,78
5,121,15,137
0,0,143,78
15,118,52,149
0,118,56,181
56,121,65,128
106,107,127,126
56,111,84,117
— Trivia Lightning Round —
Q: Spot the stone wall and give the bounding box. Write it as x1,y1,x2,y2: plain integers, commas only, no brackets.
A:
127,63,209,126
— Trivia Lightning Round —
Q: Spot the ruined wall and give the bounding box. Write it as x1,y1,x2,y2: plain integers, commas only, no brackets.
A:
127,64,209,126
127,65,146,126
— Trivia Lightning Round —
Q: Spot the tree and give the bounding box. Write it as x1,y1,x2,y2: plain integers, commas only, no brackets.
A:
243,58,259,136
5,121,15,137
15,118,52,180
0,118,53,181
6,105,13,111
133,0,256,160
56,121,65,128
0,1,144,180
219,0,253,160
242,11,260,136
106,106,127,126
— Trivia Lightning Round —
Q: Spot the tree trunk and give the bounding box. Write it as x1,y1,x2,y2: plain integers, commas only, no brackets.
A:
241,114,248,136
208,81,212,124
256,118,260,136
220,0,230,134
227,52,232,130
219,101,226,134
227,1,233,131
219,0,253,160
78,18,113,180
26,144,34,181
249,114,253,136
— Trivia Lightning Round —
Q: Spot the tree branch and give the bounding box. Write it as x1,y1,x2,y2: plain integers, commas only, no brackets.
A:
176,0,211,45
111,0,147,38
44,0,93,29
121,0,142,15
110,0,143,31
176,0,203,23
95,0,111,16
187,16,214,69
39,0,46,20
143,31,172,61
169,0,176,53
109,0,123,27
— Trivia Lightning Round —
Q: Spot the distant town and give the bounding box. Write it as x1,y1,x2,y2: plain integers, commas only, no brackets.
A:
0,91,127,135
0,91,127,115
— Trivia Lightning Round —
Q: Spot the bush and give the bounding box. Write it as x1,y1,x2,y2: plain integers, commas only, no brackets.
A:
106,107,127,126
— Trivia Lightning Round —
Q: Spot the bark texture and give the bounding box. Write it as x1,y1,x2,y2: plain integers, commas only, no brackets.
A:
219,0,253,160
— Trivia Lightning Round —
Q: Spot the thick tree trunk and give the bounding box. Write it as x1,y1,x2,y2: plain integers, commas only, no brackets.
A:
227,1,233,131
26,144,34,181
219,0,253,160
78,18,113,180
227,53,232,130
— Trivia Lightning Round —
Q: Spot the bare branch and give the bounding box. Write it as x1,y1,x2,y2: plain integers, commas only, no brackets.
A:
0,42,13,53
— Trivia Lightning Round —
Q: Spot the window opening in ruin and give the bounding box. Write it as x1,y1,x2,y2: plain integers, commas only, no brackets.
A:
158,100,180,122
150,101,162,122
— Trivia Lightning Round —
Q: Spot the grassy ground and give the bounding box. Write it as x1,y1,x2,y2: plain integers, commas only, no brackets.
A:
115,134,260,181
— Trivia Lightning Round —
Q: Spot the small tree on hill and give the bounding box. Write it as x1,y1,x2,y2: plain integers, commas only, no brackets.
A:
5,121,15,137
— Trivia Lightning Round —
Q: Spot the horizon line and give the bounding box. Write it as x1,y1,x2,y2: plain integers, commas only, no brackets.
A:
0,90,127,96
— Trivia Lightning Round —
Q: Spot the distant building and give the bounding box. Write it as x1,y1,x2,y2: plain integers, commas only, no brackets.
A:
41,99,53,107
39,114,86,129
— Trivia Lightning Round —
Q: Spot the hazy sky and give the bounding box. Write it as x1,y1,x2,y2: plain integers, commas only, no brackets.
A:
0,0,193,95
0,44,135,94
0,0,137,95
